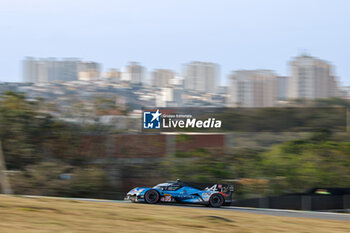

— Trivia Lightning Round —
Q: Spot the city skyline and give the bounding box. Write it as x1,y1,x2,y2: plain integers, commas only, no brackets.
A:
20,54,342,89
19,54,344,108
0,0,349,85
10,52,350,88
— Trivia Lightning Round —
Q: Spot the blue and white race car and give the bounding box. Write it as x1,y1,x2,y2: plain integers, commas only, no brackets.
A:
126,180,234,207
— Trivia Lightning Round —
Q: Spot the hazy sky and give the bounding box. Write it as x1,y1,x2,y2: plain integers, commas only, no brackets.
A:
1,0,349,85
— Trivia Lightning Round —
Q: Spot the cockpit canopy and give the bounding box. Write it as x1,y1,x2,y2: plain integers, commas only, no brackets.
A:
153,181,184,191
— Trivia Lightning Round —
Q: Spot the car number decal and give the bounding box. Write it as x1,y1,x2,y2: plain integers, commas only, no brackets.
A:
164,194,172,202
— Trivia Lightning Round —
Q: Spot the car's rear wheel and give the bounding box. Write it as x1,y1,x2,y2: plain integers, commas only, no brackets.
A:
144,189,160,204
209,193,224,208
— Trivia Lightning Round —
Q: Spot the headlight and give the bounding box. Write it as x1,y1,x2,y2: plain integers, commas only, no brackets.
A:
128,188,144,194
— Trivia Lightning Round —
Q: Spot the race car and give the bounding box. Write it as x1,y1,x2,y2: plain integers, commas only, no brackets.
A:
125,180,234,207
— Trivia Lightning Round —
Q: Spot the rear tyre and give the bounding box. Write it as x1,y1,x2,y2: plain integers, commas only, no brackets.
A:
209,194,224,208
144,189,160,204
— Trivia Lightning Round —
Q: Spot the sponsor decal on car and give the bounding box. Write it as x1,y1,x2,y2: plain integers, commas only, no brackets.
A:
162,194,172,202
201,192,212,201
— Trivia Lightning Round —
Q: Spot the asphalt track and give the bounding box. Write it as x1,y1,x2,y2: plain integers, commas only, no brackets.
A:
18,195,350,221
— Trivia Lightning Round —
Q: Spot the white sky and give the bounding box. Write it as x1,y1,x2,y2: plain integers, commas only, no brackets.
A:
0,0,349,86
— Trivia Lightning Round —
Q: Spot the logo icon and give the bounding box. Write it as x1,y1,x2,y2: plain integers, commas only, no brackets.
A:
143,109,162,129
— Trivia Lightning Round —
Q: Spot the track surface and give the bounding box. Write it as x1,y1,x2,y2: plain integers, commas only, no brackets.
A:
21,195,350,221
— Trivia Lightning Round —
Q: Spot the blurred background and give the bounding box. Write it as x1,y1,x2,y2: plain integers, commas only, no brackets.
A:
0,0,350,211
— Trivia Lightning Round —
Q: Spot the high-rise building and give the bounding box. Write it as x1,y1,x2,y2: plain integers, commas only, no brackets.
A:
277,76,288,101
77,61,100,81
288,54,339,99
78,69,100,81
328,75,340,97
125,62,144,84
183,61,218,93
23,57,38,83
156,87,183,107
104,68,121,81
22,57,100,83
151,69,175,88
227,70,277,107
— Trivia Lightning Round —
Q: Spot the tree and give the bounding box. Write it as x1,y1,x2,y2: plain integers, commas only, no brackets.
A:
0,92,50,169
0,140,12,194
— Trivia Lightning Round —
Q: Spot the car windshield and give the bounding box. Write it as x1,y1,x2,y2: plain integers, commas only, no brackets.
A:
153,182,182,191
153,183,169,190
166,185,181,191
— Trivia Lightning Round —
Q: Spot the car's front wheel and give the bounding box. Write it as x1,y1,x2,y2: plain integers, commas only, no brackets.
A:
209,193,224,208
144,189,160,204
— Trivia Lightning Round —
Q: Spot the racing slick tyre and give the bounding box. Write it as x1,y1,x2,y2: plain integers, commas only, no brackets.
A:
209,193,224,208
144,189,160,204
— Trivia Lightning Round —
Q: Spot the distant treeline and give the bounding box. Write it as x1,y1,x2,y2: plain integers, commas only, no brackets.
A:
0,91,349,199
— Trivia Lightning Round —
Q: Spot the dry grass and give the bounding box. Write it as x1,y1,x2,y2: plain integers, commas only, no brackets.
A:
0,195,349,233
